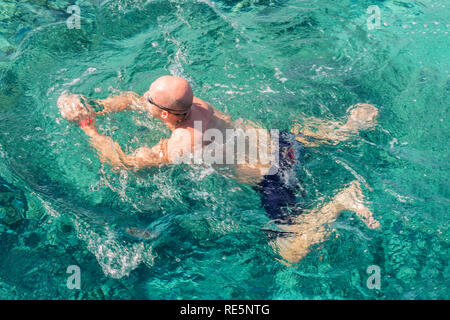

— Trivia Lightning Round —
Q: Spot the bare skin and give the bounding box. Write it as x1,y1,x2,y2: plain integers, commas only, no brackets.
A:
291,103,379,147
272,180,380,265
58,76,380,264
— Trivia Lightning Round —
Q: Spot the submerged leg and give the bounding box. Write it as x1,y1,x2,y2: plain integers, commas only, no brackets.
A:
291,104,379,147
271,180,379,264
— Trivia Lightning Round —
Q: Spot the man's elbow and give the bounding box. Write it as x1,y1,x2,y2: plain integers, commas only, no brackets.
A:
123,155,158,171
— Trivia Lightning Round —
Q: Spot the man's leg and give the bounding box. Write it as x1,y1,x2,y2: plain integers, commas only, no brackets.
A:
291,103,379,146
271,180,379,264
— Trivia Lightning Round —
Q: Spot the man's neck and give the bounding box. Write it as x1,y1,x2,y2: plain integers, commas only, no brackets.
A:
164,111,192,131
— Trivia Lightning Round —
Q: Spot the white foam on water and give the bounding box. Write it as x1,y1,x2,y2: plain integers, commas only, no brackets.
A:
34,193,155,279
74,218,155,279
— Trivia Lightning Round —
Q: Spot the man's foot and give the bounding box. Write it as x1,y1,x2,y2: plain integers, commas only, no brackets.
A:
334,180,380,229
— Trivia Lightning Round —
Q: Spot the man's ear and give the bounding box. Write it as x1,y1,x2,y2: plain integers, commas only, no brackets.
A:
161,110,169,119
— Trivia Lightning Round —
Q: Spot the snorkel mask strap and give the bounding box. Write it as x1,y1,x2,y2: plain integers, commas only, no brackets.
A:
175,108,191,127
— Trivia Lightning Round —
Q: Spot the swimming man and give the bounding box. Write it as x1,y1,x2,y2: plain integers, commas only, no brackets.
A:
58,75,380,264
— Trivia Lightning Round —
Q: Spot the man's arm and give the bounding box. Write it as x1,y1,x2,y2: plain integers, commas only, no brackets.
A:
93,91,147,116
58,92,168,170
81,121,169,170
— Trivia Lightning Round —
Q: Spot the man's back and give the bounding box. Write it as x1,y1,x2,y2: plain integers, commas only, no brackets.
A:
168,96,273,184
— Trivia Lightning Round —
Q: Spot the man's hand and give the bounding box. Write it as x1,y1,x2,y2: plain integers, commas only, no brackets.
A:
58,93,95,124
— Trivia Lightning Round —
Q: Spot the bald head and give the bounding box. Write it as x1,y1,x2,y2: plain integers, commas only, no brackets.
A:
149,76,193,113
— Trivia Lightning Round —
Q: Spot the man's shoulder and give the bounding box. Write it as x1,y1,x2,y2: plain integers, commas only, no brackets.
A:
169,128,192,146
193,96,213,108
171,127,191,136
166,128,194,162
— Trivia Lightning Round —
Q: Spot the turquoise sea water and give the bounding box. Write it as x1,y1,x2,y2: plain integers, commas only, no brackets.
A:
0,0,448,299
